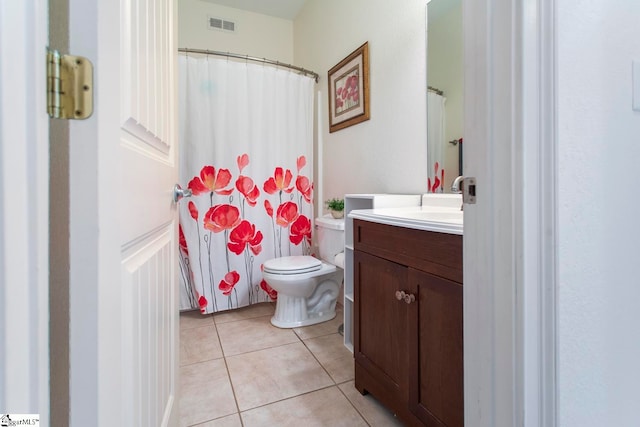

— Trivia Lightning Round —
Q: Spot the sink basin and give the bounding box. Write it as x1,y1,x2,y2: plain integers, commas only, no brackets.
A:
389,209,462,224
348,205,463,235
420,193,463,209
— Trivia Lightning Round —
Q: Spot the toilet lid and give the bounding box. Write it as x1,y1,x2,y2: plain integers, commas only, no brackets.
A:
263,256,322,275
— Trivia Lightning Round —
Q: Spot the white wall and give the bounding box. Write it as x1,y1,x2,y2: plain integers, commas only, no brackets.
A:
294,0,428,205
178,0,294,62
557,0,640,424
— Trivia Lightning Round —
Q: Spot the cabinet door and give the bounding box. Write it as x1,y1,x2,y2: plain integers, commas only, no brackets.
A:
354,250,410,406
408,268,463,427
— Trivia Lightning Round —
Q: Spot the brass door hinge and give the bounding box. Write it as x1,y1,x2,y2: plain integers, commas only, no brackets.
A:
47,48,93,119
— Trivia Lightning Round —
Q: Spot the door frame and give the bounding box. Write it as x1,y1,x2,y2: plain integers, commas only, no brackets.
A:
517,1,558,424
1,0,559,424
0,0,50,419
463,0,557,425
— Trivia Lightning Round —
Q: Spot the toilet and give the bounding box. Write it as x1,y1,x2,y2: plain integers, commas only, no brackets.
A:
263,215,345,328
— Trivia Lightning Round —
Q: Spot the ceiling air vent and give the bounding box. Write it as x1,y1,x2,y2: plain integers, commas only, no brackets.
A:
208,16,236,33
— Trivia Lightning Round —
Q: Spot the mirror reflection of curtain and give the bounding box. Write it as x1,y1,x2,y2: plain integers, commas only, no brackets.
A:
427,91,446,192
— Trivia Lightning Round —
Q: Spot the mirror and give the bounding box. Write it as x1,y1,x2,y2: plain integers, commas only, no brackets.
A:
426,0,463,193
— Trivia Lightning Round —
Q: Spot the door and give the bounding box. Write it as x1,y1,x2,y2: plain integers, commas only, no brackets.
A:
67,0,179,425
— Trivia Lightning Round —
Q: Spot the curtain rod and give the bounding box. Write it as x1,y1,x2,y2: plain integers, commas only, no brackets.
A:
428,85,444,96
178,48,319,83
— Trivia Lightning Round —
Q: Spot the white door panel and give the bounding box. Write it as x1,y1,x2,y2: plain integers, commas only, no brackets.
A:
119,0,179,424
68,0,179,425
120,135,176,246
122,225,176,426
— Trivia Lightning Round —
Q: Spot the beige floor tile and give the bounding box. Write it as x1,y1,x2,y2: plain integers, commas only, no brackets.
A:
213,302,275,324
217,314,299,357
293,306,344,340
179,359,237,427
338,381,404,426
240,386,367,427
192,413,242,427
180,310,215,330
226,342,334,411
180,324,223,366
304,333,354,384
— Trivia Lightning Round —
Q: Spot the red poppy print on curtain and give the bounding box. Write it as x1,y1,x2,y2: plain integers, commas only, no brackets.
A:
295,175,312,204
260,279,278,301
297,156,306,172
264,200,274,218
204,204,241,233
178,223,200,309
219,270,242,307
290,215,311,247
188,201,199,221
179,224,189,255
236,176,260,207
276,201,299,227
235,154,260,210
295,156,312,202
198,294,208,313
228,220,263,256
263,167,294,195
188,166,234,196
237,153,249,171
219,270,240,296
180,154,314,314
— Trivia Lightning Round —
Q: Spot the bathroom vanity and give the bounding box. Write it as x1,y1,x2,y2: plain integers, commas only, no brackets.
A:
349,202,463,427
342,194,423,352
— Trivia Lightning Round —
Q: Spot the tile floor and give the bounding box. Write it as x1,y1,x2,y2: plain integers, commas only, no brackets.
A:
179,302,405,426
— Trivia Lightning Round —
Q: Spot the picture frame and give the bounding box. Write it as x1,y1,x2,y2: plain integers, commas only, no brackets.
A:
328,42,370,133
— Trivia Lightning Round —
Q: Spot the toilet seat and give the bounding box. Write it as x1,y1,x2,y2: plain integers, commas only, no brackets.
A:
263,255,322,275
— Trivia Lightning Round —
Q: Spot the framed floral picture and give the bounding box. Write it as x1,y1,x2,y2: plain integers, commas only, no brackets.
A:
328,42,370,133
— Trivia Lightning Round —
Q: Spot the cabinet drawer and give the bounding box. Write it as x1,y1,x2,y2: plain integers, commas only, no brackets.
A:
353,219,462,283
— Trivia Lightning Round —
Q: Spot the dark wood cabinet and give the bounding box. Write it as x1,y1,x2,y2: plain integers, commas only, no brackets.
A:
408,268,463,426
354,250,410,412
353,219,463,427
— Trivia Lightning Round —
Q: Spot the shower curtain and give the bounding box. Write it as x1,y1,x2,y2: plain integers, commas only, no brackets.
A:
178,55,315,314
427,91,446,192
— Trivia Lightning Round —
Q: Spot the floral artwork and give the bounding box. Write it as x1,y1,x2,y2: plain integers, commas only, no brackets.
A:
334,70,360,114
328,42,370,132
178,154,314,314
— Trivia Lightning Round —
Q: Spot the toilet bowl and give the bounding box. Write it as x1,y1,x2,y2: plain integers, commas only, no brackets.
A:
263,215,344,328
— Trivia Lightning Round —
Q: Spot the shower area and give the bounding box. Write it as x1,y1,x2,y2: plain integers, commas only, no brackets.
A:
177,50,319,314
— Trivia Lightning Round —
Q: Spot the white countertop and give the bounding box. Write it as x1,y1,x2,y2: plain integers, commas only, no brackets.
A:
348,206,463,235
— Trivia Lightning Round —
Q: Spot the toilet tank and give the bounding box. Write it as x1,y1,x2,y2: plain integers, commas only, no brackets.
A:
315,215,345,264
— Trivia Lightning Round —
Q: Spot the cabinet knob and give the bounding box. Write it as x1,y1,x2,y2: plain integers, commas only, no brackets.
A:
395,290,416,304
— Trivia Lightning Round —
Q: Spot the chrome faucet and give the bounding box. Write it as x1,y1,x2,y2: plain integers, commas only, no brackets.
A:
451,176,465,194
